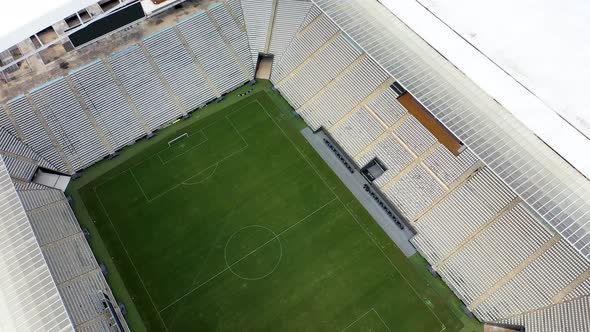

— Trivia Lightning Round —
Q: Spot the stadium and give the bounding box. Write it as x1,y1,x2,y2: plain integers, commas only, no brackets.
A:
0,0,589,331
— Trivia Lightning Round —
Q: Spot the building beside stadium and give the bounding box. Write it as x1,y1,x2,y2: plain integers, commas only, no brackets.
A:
0,0,589,331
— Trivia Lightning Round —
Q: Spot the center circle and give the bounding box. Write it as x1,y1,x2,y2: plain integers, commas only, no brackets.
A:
224,225,283,280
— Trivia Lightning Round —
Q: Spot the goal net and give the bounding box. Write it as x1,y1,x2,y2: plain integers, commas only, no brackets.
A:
168,133,189,147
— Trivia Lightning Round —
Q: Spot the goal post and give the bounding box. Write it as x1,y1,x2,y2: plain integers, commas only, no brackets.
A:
168,133,189,147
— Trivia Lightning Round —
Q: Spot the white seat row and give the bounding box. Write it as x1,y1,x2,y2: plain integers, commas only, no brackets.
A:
393,116,437,156
2,155,37,181
26,200,80,246
17,184,128,330
143,28,216,114
109,46,181,131
77,319,120,332
1,4,256,174
566,277,590,301
269,0,313,66
299,56,388,130
503,295,590,332
272,13,338,82
367,88,405,127
411,168,516,263
6,96,67,172
57,270,110,326
227,0,245,26
423,145,479,186
0,129,53,168
18,187,66,211
69,60,146,151
278,34,360,108
475,239,590,321
0,106,17,137
42,233,97,284
329,106,385,157
177,11,246,95
241,0,274,65
29,78,109,170
356,134,414,187
382,164,445,221
437,203,554,305
209,3,254,78
0,164,72,332
12,181,47,191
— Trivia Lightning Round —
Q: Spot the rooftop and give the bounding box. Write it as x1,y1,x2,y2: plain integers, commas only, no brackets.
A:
380,0,590,180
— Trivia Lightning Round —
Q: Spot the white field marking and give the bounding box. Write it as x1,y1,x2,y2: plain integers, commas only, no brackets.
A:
225,115,248,146
259,103,447,332
182,162,220,185
141,111,255,201
157,129,208,165
159,197,338,313
95,116,249,203
129,168,149,202
373,309,392,332
93,187,170,332
143,145,248,203
92,98,262,192
223,224,283,281
340,308,374,332
341,308,391,332
168,132,190,146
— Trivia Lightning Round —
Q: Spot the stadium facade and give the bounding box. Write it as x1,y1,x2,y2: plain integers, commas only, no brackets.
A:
0,0,589,331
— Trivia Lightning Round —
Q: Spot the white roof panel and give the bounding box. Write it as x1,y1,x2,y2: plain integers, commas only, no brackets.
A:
0,155,73,331
379,0,590,179
0,0,98,52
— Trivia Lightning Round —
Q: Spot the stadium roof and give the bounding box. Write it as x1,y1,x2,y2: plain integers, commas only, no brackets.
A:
378,0,590,180
0,0,98,52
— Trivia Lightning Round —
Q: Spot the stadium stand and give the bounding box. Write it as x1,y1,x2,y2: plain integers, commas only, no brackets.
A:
0,1,589,331
272,3,590,330
0,157,74,331
68,60,148,151
18,183,129,331
268,0,312,66
241,0,274,64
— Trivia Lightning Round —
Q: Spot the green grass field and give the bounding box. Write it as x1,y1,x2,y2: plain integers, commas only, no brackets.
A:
68,81,480,331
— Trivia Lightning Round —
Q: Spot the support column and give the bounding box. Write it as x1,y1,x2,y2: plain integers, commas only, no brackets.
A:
26,95,74,173
64,76,114,154
468,235,562,311
206,11,251,81
103,58,151,135
264,0,279,53
297,53,366,112
328,78,395,131
173,27,221,98
433,197,522,270
138,42,186,116
379,142,440,192
1,104,26,141
274,32,341,87
552,270,590,303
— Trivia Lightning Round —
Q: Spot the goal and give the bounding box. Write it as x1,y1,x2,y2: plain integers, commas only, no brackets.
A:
168,133,189,147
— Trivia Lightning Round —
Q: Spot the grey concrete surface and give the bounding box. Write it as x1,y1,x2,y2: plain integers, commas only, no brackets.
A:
301,128,416,257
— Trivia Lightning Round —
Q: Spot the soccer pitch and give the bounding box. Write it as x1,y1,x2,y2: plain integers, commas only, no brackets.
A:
70,82,474,331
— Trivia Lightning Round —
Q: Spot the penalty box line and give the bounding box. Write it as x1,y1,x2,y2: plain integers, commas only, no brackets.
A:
340,308,391,332
136,144,248,203
132,99,267,202
158,197,338,314
92,97,263,194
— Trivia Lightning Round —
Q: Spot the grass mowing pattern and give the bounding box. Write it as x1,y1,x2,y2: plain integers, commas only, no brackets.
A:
70,81,477,331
